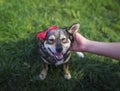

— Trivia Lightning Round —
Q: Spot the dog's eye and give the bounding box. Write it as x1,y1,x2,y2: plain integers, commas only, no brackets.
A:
61,38,66,43
48,39,55,44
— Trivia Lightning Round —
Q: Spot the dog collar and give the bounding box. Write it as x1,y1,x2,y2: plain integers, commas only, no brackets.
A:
36,26,58,40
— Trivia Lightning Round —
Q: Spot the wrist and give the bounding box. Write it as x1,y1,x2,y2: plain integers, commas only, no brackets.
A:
82,39,92,52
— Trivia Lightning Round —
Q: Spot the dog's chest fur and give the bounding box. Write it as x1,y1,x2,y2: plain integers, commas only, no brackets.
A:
39,41,71,65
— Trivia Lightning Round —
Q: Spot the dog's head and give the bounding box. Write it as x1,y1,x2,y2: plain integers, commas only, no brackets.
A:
45,23,80,59
37,23,80,64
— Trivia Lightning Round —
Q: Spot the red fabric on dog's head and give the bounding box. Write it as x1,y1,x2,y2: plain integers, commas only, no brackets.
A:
37,26,58,40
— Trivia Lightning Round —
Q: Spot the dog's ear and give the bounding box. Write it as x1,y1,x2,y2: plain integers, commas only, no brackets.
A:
67,23,80,34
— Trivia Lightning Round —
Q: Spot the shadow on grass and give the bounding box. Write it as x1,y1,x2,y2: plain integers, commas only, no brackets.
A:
0,33,120,91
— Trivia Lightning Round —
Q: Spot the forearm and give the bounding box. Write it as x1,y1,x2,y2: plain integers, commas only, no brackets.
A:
85,40,120,60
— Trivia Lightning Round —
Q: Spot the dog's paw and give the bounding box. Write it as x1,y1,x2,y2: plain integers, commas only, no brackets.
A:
64,74,71,80
39,73,46,80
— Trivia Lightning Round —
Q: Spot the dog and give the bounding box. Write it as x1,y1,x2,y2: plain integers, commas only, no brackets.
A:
36,23,84,80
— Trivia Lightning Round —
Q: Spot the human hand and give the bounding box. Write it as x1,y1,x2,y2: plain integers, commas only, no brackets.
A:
70,32,120,60
70,32,89,52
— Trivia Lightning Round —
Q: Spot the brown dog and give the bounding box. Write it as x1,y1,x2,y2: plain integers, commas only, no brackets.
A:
37,23,84,80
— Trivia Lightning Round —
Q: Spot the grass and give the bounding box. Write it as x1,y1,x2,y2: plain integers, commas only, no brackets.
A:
0,0,120,91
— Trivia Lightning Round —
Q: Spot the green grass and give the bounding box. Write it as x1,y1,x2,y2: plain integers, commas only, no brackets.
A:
0,0,120,91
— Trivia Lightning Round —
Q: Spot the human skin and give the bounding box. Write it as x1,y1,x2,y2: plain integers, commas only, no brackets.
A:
70,32,120,60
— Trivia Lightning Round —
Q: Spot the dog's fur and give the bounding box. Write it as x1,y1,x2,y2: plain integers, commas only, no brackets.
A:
38,23,84,80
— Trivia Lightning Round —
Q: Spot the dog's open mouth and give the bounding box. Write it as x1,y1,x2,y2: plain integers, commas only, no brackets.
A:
54,53,63,60
48,48,63,60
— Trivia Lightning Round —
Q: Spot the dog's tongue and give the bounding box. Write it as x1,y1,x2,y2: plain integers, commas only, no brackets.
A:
55,53,63,59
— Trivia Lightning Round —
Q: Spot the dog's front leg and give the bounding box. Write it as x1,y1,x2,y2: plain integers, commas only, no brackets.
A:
39,62,48,80
63,63,71,80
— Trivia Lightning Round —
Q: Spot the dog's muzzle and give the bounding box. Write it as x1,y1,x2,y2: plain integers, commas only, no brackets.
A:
48,47,63,60
55,46,63,60
56,46,63,53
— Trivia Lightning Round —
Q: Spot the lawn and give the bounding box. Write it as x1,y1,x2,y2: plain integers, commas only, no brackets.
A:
0,0,120,91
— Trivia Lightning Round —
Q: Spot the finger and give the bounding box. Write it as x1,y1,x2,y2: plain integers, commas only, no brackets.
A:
73,31,78,37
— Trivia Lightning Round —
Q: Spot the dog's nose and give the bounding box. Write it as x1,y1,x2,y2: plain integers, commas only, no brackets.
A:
56,46,63,53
